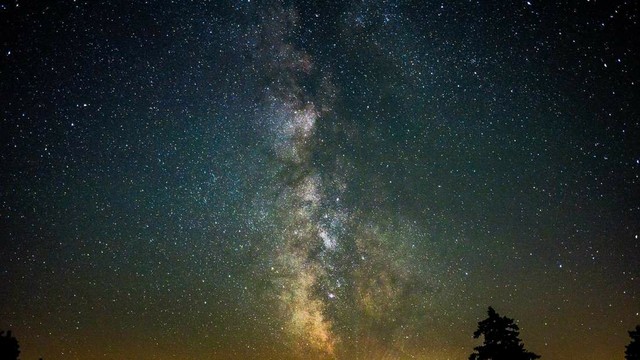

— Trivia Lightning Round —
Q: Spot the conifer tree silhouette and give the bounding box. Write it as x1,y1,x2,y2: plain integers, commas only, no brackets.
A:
626,325,640,360
469,306,540,360
0,330,20,360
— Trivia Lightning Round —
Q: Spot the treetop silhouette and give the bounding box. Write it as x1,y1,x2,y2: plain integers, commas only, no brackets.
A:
469,306,540,360
0,330,20,360
627,325,640,360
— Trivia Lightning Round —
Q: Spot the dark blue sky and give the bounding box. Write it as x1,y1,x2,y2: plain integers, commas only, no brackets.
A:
1,1,638,359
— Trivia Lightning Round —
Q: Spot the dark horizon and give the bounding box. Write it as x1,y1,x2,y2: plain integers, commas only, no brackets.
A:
1,0,638,359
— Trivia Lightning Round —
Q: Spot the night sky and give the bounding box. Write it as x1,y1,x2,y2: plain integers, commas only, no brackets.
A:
1,1,639,359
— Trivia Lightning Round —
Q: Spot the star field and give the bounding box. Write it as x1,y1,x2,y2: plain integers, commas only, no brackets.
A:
1,1,639,359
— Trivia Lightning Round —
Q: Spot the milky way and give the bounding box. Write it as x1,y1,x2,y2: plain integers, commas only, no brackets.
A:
249,6,444,357
257,8,340,351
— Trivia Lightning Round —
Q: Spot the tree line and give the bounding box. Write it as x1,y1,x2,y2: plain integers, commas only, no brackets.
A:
1,307,639,359
469,307,640,360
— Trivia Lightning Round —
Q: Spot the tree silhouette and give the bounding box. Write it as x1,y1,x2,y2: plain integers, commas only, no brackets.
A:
469,306,540,360
627,325,640,360
0,330,20,360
